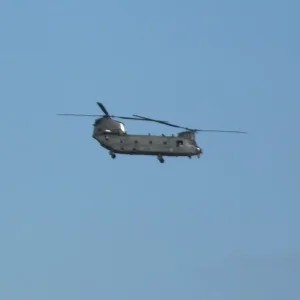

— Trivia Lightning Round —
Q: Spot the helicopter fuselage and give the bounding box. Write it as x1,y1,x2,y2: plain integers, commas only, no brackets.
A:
93,132,201,157
92,116,202,160
57,102,246,163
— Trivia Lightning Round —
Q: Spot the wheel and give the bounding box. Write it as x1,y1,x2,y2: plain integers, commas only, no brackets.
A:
157,154,164,163
109,151,116,159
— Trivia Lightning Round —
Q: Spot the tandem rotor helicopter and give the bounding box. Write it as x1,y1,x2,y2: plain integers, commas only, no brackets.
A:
57,102,247,163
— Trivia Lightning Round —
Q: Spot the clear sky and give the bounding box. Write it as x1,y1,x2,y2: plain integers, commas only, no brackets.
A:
0,0,299,299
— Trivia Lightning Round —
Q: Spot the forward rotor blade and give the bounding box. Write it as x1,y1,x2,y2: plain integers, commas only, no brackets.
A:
132,114,171,125
111,115,160,121
97,102,109,116
194,129,247,134
133,114,186,129
133,114,247,134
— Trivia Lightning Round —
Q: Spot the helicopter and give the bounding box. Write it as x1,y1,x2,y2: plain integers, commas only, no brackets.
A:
57,102,247,163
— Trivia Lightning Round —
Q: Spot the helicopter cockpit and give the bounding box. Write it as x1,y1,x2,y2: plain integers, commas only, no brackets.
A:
178,131,195,141
177,131,198,147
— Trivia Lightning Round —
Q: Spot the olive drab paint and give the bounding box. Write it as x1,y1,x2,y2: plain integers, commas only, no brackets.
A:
57,102,246,163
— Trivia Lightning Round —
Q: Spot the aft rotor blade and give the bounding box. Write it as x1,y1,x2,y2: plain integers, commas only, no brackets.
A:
56,113,165,121
97,102,109,116
57,114,104,117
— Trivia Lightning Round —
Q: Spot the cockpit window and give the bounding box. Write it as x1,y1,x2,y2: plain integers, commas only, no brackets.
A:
176,140,183,147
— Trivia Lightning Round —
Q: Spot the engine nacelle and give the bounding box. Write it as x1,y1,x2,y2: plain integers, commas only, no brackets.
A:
93,117,126,137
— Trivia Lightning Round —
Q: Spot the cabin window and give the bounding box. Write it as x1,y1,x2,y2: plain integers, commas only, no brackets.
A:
149,141,152,144
176,140,183,147
135,140,138,143
163,141,167,145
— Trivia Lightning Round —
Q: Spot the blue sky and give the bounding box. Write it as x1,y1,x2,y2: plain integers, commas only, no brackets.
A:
0,0,299,299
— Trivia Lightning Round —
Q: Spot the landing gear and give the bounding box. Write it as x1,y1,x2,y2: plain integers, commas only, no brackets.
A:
157,154,164,163
109,150,116,159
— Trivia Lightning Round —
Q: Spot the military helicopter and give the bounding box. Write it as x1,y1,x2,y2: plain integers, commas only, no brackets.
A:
57,102,246,163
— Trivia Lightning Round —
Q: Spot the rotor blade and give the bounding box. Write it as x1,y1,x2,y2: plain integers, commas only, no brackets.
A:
57,114,104,117
97,102,109,116
111,115,161,121
133,114,184,129
56,114,167,121
133,114,247,134
132,114,171,125
194,129,247,134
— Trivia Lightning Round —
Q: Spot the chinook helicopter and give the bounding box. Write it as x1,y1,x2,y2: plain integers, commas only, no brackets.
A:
57,102,246,163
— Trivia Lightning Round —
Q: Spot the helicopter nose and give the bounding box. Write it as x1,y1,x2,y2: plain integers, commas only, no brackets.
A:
196,147,202,154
